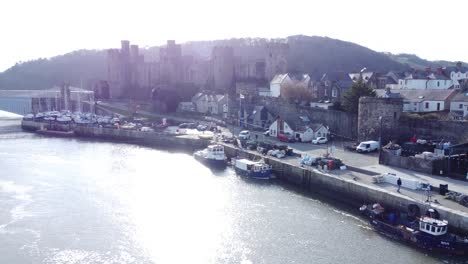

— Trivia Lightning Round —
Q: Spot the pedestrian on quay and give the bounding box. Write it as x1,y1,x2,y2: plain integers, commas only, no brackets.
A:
397,177,402,193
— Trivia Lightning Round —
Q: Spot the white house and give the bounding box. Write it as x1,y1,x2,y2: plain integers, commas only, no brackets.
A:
377,89,457,113
269,118,294,137
294,124,329,142
192,93,227,115
177,102,196,112
449,91,468,120
260,74,292,97
398,73,453,90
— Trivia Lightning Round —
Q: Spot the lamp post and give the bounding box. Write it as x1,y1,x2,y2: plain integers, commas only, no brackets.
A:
378,116,383,164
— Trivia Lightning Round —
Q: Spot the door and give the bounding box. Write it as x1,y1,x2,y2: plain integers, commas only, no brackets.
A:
437,102,440,111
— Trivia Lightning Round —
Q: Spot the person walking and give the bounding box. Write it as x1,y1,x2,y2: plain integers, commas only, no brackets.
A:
397,177,402,193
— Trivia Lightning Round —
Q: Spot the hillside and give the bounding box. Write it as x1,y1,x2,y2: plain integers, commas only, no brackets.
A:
0,50,106,90
0,35,463,90
386,53,468,70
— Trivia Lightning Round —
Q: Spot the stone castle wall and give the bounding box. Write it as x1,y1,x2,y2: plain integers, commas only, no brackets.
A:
358,97,403,142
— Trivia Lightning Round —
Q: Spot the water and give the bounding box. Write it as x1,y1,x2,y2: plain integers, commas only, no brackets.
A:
0,113,466,264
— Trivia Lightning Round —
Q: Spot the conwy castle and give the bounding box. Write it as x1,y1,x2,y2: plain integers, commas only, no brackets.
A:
103,40,288,99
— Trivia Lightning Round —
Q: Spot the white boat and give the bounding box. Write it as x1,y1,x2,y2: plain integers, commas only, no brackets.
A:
233,158,272,179
194,145,227,168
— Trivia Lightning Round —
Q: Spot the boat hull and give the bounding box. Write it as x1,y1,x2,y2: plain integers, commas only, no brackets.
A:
36,129,75,137
234,167,272,180
194,154,227,169
369,218,468,255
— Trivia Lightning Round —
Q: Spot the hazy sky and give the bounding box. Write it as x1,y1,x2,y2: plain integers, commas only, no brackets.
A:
1,0,466,72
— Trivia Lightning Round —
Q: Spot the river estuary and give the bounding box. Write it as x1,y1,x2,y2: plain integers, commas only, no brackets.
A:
0,112,466,264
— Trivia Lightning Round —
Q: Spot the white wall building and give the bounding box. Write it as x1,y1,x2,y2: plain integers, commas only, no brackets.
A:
398,74,453,90
192,93,227,115
449,91,468,120
269,119,294,137
260,74,292,97
294,124,328,142
377,89,457,113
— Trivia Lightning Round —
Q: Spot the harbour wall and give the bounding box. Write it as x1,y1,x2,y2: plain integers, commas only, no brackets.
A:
21,120,468,234
21,120,209,150
221,143,468,234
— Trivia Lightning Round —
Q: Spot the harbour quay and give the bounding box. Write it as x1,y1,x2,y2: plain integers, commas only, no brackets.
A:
21,119,468,235
21,120,209,151
219,143,468,235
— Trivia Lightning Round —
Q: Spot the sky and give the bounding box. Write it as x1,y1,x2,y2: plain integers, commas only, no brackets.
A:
0,0,467,72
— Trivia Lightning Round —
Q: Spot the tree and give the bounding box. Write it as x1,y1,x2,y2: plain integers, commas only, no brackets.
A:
342,79,376,114
280,83,313,103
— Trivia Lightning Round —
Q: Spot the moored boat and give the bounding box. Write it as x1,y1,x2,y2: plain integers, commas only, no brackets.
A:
194,145,227,169
233,158,272,180
360,203,468,255
36,128,75,137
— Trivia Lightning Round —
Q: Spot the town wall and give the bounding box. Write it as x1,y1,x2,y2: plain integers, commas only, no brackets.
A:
397,117,468,143
358,97,403,142
260,98,358,139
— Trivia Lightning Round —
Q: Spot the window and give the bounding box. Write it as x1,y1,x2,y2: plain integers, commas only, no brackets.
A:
425,102,429,109
332,88,338,98
437,81,440,87
436,227,441,233
393,112,397,119
426,225,430,231
437,103,440,111
460,104,463,109
431,226,436,232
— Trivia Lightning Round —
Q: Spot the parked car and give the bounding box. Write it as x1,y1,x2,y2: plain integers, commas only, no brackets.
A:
312,137,328,144
263,130,270,136
356,140,380,153
278,133,296,143
238,130,251,140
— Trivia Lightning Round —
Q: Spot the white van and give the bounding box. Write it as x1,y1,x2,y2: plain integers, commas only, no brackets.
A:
238,130,251,140
356,140,379,153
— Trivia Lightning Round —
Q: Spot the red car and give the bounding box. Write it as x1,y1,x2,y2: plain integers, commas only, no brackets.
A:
277,133,296,143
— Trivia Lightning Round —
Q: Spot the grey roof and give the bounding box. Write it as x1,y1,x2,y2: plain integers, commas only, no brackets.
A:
451,91,468,102
376,89,457,102
309,123,325,131
321,72,351,82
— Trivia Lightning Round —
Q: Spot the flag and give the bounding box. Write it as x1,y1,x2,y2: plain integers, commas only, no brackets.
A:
239,94,245,99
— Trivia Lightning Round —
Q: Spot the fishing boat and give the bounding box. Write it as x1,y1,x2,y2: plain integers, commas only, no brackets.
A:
233,158,272,180
36,128,75,137
193,145,227,168
360,203,468,255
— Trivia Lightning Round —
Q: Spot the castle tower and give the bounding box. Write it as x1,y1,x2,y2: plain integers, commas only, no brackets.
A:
159,40,182,85
265,43,289,81
212,46,235,93
358,97,403,142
